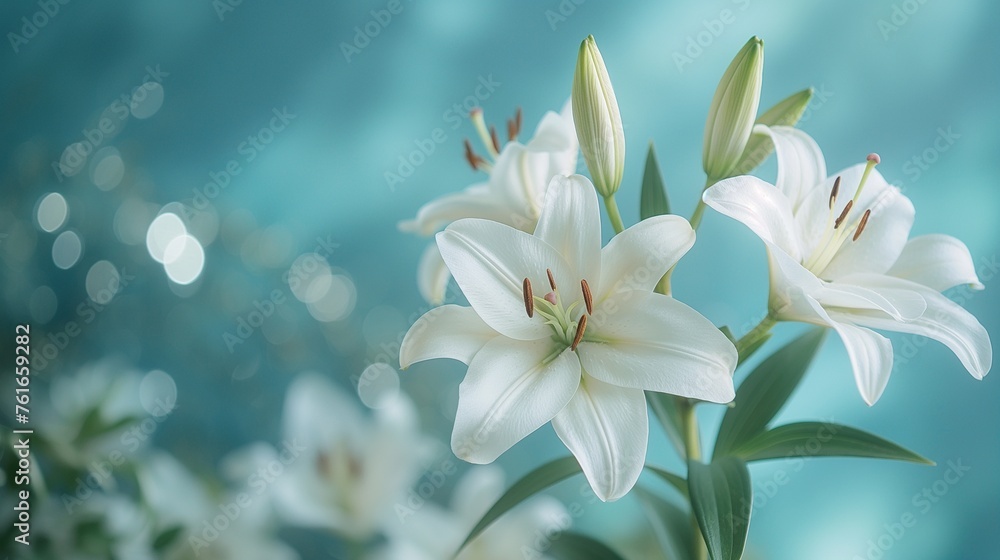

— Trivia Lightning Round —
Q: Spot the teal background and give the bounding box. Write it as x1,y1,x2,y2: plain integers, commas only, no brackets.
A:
2,0,998,558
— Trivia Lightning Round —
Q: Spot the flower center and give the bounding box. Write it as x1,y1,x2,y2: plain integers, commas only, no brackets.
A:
318,440,363,512
802,153,879,276
522,269,593,350
463,107,523,173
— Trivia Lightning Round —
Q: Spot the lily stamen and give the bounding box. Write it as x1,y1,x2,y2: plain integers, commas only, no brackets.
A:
834,200,854,229
581,279,594,315
571,314,588,350
853,209,872,241
829,176,841,210
490,125,501,155
522,278,534,318
507,107,523,142
470,108,499,159
547,268,557,291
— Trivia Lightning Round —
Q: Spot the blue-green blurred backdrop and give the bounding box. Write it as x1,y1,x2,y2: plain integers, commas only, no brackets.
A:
2,1,998,558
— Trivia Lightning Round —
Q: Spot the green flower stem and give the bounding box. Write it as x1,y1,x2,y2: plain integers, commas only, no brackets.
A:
654,268,673,296
735,313,778,363
688,177,716,231
603,194,626,234
678,398,709,560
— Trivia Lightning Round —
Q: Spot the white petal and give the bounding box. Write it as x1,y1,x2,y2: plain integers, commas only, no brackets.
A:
452,337,581,463
400,305,499,368
551,376,647,502
754,124,826,210
399,185,508,236
437,219,573,340
796,166,914,279
526,100,577,154
766,245,829,323
814,276,926,322
597,215,695,301
417,243,451,305
283,373,361,450
833,281,992,380
829,320,895,406
577,292,736,403
703,176,803,260
887,234,985,291
533,174,602,284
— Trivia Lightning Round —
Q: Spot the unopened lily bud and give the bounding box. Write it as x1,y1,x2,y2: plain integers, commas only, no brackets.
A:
572,35,625,198
703,36,764,182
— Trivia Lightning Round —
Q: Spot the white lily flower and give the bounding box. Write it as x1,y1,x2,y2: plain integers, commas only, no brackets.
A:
703,125,992,405
400,174,738,501
374,466,569,560
399,102,578,304
271,373,433,540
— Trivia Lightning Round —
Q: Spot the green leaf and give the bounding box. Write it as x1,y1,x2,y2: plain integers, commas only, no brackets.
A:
644,464,688,497
640,142,670,220
152,524,185,552
733,87,814,175
732,422,934,465
714,328,826,458
547,532,629,560
458,456,581,555
635,486,694,560
647,392,686,460
688,457,752,560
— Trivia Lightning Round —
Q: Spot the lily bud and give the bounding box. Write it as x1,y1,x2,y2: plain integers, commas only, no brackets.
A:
572,35,625,198
703,36,764,182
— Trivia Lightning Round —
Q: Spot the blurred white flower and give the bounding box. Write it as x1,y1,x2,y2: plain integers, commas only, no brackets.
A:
399,101,577,304
401,175,737,501
271,373,433,541
373,466,568,560
704,127,992,405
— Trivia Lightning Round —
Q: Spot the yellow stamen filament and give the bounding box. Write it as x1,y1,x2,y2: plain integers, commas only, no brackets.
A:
470,108,499,159
581,279,593,315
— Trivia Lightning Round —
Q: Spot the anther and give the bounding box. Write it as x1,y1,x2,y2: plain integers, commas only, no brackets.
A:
507,118,517,142
581,279,593,315
852,209,871,241
490,125,501,154
522,278,534,318
834,200,854,229
571,314,588,350
463,139,480,171
829,176,841,209
515,107,522,135
547,268,557,291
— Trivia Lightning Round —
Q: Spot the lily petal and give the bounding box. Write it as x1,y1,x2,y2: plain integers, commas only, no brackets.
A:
283,373,363,450
417,244,451,305
577,292,736,403
452,337,581,463
814,277,926,322
400,305,499,368
398,185,508,236
703,175,803,260
754,124,826,210
551,375,647,502
833,280,992,380
830,319,895,406
533,174,602,285
597,215,695,301
887,234,985,292
437,219,573,340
